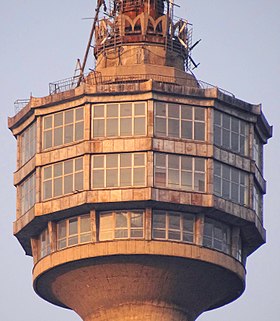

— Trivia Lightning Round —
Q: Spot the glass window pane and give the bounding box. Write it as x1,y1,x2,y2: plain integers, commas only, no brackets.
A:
44,130,52,149
54,127,63,146
116,212,128,228
134,153,145,166
181,121,192,139
65,110,74,124
106,169,118,187
194,122,205,141
153,229,166,239
43,181,52,199
64,124,74,144
80,233,91,243
181,171,192,190
93,156,104,168
131,212,143,227
64,174,73,194
75,158,83,171
68,236,78,246
93,119,105,137
134,168,145,186
81,215,91,233
169,214,180,230
54,163,63,177
134,117,146,135
168,169,179,188
75,172,84,190
64,160,73,175
120,103,132,116
195,159,205,172
75,122,84,141
135,103,145,115
54,177,63,197
181,105,192,120
92,170,104,188
120,168,132,186
58,221,67,238
168,103,179,118
54,113,63,127
155,118,166,136
76,107,84,121
153,211,166,229
155,102,166,116
120,153,132,167
195,108,205,121
44,116,52,129
115,230,128,238
94,105,104,117
156,153,166,167
168,155,179,169
107,154,118,168
155,167,166,186
69,218,78,235
168,119,179,138
120,118,132,136
107,119,118,137
107,104,118,117
44,166,52,180
131,230,143,238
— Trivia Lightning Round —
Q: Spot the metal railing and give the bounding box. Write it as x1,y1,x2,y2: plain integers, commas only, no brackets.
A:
14,99,30,114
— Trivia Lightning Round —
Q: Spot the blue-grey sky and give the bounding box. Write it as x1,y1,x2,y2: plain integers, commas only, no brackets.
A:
0,1,279,321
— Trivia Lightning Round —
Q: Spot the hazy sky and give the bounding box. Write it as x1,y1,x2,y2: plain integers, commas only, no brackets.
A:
0,1,279,321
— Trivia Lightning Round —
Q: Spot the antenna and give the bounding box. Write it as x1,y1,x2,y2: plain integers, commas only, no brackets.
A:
77,0,107,85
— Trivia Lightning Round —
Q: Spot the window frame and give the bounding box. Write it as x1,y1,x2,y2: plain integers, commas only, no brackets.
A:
20,121,37,166
92,153,146,189
154,152,206,193
42,106,84,150
214,110,249,156
98,210,145,241
42,157,84,200
152,210,195,243
154,101,206,142
19,172,36,215
92,102,147,138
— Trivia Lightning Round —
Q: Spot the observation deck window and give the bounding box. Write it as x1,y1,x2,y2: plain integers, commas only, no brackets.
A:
99,210,144,241
253,133,263,172
214,110,249,156
39,228,51,259
20,121,36,165
43,107,84,150
155,102,206,141
19,172,36,215
253,184,263,222
152,210,194,243
57,214,91,250
92,153,146,189
203,218,231,254
154,152,206,192
42,157,84,200
92,102,146,138
214,162,249,206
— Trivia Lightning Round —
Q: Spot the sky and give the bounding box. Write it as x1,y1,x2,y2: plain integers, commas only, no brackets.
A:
0,1,279,321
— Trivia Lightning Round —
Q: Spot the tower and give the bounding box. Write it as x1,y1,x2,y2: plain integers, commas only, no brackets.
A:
9,1,272,321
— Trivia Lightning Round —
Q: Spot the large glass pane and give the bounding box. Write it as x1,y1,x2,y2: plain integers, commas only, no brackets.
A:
68,236,78,246
121,153,132,167
75,122,84,141
75,172,84,190
194,122,205,141
134,117,146,135
134,168,145,186
81,215,91,233
44,130,52,149
153,211,166,229
94,105,104,117
44,166,52,180
116,212,128,228
107,119,118,136
168,103,179,118
135,103,145,115
181,157,192,171
92,170,104,188
58,221,67,239
54,163,63,177
75,158,83,171
168,119,179,138
181,171,192,191
93,119,105,137
131,212,143,227
134,153,145,166
107,154,118,168
120,103,132,116
169,214,180,230
43,180,52,199
64,174,73,194
181,105,192,120
155,167,166,187
54,127,63,146
168,154,179,169
44,116,52,129
107,104,118,117
120,118,132,136
194,173,205,192
195,159,205,172
168,231,180,240
93,156,104,168
181,120,192,139
195,108,205,121
64,124,74,144
120,168,132,186
155,102,166,116
106,169,118,187
168,169,179,188
76,107,84,121
54,177,63,197
99,213,113,241
155,153,166,167
65,110,74,124
155,118,166,136
54,113,63,127
64,160,73,175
